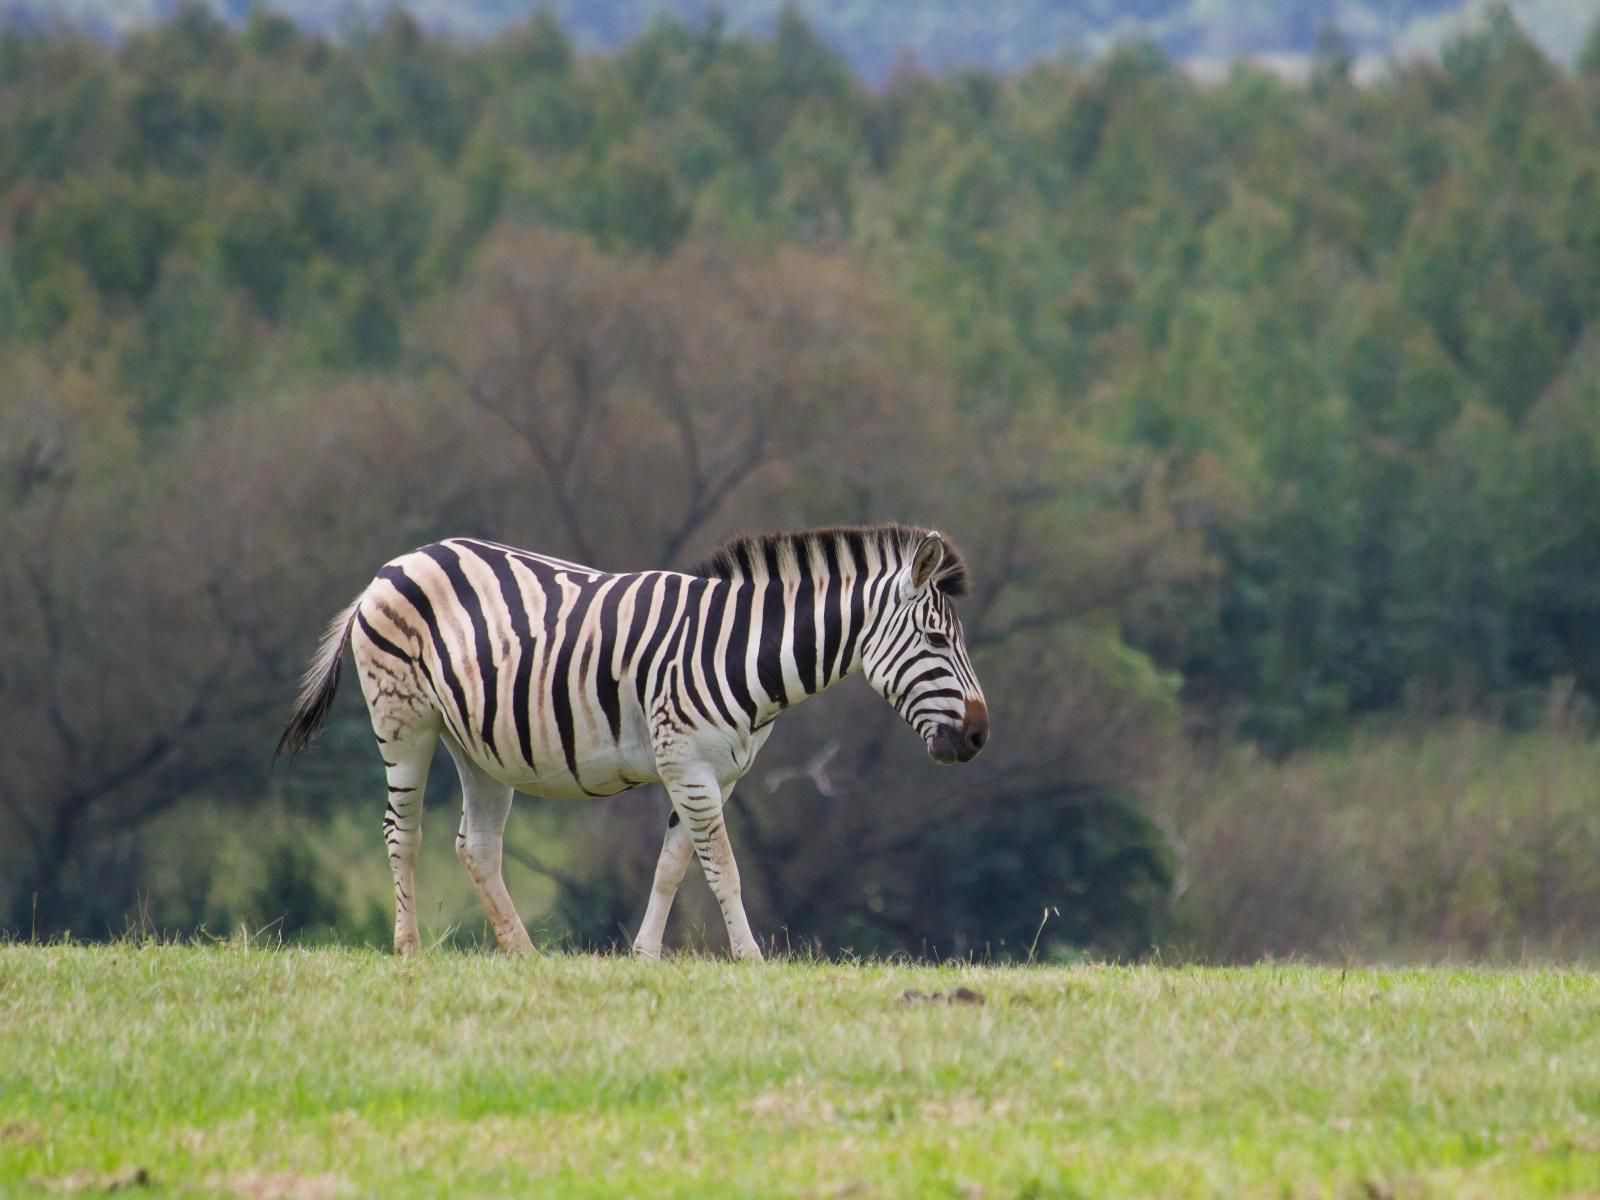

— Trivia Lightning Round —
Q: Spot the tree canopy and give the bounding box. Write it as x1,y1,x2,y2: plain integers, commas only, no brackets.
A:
4,4,1600,955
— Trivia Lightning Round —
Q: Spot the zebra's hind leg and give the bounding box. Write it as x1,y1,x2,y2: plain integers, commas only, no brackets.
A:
444,738,534,955
382,727,439,956
632,809,693,959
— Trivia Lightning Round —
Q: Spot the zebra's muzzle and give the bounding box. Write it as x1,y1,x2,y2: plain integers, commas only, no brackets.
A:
927,700,988,764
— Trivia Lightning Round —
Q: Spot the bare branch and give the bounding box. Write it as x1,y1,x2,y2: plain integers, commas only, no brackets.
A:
764,741,841,796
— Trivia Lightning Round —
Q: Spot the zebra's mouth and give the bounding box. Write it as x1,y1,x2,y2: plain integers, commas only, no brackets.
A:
926,724,970,765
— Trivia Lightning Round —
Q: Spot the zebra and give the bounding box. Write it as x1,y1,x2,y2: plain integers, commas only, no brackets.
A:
275,524,989,959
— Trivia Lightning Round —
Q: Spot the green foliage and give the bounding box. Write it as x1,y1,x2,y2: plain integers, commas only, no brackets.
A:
924,789,1174,961
585,137,692,253
5,4,1600,958
1163,715,1600,961
252,840,345,939
1582,17,1600,77
216,190,307,317
118,259,249,427
14,172,178,303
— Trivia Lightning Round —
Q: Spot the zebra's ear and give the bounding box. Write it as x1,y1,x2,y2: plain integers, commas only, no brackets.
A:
901,531,945,601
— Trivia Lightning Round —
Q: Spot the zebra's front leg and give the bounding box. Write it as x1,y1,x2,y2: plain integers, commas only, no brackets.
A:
662,770,763,962
633,809,693,959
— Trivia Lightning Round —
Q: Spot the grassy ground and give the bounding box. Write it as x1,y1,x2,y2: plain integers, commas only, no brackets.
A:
2,945,1599,1198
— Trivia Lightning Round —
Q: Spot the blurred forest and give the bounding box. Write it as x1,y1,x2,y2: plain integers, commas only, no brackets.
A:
4,3,1600,962
14,0,1597,79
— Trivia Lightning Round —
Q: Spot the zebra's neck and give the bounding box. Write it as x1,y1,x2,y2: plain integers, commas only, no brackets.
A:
689,533,905,730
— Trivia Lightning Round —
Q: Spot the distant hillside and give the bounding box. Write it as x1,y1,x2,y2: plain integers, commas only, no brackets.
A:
4,0,1595,79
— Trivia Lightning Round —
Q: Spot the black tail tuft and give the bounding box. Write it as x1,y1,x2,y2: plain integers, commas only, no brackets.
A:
274,597,361,764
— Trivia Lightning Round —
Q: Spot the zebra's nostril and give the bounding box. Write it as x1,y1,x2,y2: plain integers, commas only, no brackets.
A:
967,726,987,751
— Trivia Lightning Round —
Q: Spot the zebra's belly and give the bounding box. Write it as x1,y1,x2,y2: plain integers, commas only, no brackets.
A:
479,711,660,800
510,746,658,799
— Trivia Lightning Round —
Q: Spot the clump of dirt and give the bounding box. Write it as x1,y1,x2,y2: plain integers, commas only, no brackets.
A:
38,1166,151,1193
207,1172,351,1200
898,986,985,1006
743,1086,838,1125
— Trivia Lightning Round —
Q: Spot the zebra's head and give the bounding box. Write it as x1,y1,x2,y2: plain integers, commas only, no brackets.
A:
861,531,989,764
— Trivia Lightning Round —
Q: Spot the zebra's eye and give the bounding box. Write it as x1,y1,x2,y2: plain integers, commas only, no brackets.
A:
927,631,950,650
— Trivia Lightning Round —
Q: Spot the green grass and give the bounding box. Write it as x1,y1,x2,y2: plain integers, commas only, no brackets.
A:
3,945,1599,1197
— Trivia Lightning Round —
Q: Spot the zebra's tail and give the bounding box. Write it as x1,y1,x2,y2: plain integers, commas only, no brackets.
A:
274,594,363,763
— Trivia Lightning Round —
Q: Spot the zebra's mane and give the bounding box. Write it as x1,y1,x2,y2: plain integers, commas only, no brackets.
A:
688,524,970,599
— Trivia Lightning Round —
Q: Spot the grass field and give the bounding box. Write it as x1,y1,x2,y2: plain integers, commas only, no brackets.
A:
3,945,1599,1198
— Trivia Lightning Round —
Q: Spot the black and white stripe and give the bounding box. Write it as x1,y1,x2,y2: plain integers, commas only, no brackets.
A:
277,524,989,959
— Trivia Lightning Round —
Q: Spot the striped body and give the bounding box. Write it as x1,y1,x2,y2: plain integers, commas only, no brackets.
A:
354,538,772,800
278,524,989,958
